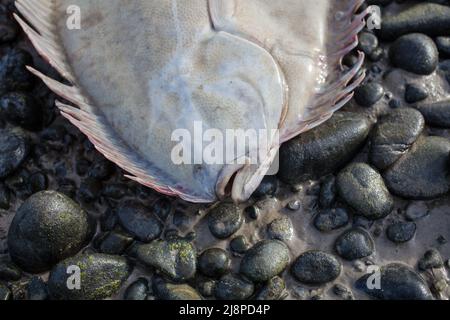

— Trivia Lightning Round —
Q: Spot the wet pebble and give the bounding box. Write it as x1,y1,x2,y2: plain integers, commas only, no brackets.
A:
286,200,301,211
356,263,433,300
96,231,134,255
255,276,285,300
252,175,278,199
124,278,149,300
335,228,375,261
117,201,163,242
208,202,243,239
337,163,394,220
386,222,416,243
0,128,29,179
245,205,260,220
153,277,201,300
214,274,254,300
390,33,438,75
0,92,42,130
404,84,428,104
370,108,425,170
131,238,197,282
230,235,250,254
358,32,379,55
198,248,231,278
291,251,341,285
240,240,290,282
48,253,131,300
332,283,354,300
405,202,429,221
278,112,371,184
354,82,384,107
27,276,48,300
7,191,95,273
0,48,34,95
267,217,294,241
383,136,450,199
415,100,450,128
418,249,444,271
314,208,349,232
436,36,450,56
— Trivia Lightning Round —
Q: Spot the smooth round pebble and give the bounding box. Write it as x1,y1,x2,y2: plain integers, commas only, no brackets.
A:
335,228,375,261
124,278,149,300
198,248,231,278
117,201,162,242
208,202,243,239
0,128,29,179
314,208,349,232
386,222,416,243
215,274,254,300
267,217,294,241
291,251,341,285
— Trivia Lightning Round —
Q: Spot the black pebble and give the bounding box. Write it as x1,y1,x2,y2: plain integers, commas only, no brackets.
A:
354,82,384,107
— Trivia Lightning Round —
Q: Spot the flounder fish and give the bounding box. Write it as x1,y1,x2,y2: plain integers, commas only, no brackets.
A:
15,0,368,203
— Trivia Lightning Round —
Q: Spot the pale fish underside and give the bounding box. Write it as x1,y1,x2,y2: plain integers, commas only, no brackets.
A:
15,0,368,203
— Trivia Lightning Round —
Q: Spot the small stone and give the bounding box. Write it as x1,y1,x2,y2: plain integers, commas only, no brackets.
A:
405,202,429,221
240,240,290,282
0,128,29,179
332,283,354,300
0,92,42,130
291,251,341,285
48,254,131,300
214,274,254,300
96,231,134,255
267,217,294,241
383,136,450,199
418,249,444,271
436,36,450,56
358,32,379,55
278,112,371,184
27,276,48,300
124,278,149,300
356,263,433,300
415,100,450,128
117,201,163,242
198,248,231,278
0,48,34,95
255,276,285,300
230,235,250,254
131,238,197,282
0,262,21,281
245,205,260,220
286,200,301,211
208,202,243,239
252,175,278,199
8,191,95,273
354,82,384,107
405,84,428,104
314,208,349,232
390,33,438,75
337,163,394,220
370,108,425,170
386,222,416,243
153,277,201,300
335,228,375,261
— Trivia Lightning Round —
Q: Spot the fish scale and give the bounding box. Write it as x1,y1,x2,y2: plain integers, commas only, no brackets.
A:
14,0,368,203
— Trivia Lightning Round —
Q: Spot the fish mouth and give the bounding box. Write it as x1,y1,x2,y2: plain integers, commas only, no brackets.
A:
215,146,280,203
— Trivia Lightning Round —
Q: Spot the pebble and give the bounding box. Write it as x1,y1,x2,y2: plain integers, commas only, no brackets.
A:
358,32,379,55
0,48,34,95
332,283,354,300
230,235,250,254
198,248,231,278
337,163,394,220
291,251,341,285
252,175,278,199
245,205,260,220
96,231,134,255
266,217,294,241
279,112,371,184
386,222,416,243
356,263,433,300
390,33,438,75
117,201,163,242
405,202,429,221
435,36,450,56
0,92,42,130
124,278,149,300
27,276,48,300
404,84,428,104
7,191,95,273
48,253,131,300
0,128,29,179
131,238,197,282
415,100,450,128
0,262,21,281
314,208,350,232
335,228,375,261
214,274,255,300
208,202,243,239
153,277,201,300
383,136,450,199
418,249,444,271
240,240,290,282
380,3,450,40
255,276,285,300
286,200,301,211
370,108,425,170
354,82,384,107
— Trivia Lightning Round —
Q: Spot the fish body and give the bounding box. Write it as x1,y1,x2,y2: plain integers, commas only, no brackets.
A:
15,0,367,203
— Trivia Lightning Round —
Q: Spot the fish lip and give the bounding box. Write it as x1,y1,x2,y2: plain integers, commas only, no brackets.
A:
215,162,246,201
